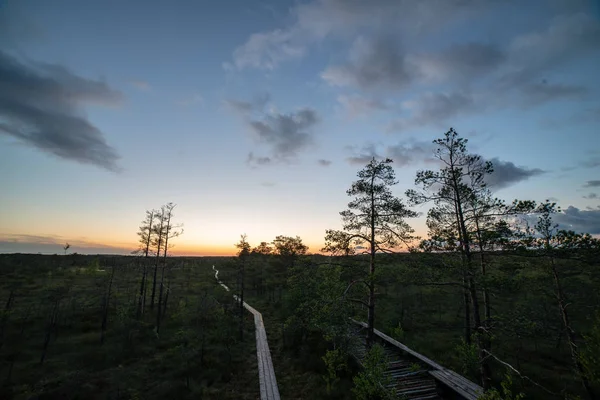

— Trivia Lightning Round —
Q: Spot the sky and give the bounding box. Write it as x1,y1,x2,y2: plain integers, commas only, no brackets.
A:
1,0,599,256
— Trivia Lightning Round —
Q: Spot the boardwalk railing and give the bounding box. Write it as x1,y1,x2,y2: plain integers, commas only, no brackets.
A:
213,266,281,400
353,320,483,400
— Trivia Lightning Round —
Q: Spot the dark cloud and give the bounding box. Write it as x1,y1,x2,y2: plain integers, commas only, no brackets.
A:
345,143,381,165
502,12,600,88
584,180,600,187
521,81,587,105
317,159,332,166
248,108,319,160
583,193,598,199
486,158,545,189
554,206,600,234
413,42,506,83
0,50,122,171
227,94,319,164
246,152,272,167
388,91,478,132
321,36,414,90
385,141,438,167
582,157,600,168
224,93,270,114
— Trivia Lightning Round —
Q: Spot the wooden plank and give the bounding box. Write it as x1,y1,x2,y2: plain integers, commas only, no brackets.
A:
352,320,483,399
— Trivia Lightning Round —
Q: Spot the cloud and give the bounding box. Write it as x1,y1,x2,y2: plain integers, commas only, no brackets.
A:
247,152,272,167
582,157,600,168
520,81,587,105
317,159,332,166
0,234,131,255
388,91,478,132
583,193,598,200
322,36,414,90
229,96,320,163
385,140,438,167
130,80,151,91
231,29,305,70
260,181,277,187
230,0,497,71
177,93,204,107
224,93,270,114
411,42,505,84
345,143,381,165
248,108,319,159
0,50,122,171
336,94,389,117
584,180,600,188
486,158,545,189
502,12,600,86
554,206,600,234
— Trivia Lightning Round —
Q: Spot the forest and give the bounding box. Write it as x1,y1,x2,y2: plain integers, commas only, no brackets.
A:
1,129,599,400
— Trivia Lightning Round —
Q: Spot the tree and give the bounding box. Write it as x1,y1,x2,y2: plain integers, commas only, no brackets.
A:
150,206,166,311
251,241,272,295
135,209,156,318
406,128,493,388
271,235,308,301
323,157,417,346
235,234,251,341
521,201,598,399
156,203,182,333
63,242,70,256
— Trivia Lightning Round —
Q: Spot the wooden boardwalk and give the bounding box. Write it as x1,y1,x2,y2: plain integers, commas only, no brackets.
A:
213,266,281,400
352,321,483,400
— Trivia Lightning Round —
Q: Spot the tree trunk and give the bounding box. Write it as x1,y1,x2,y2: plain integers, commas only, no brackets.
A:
136,260,147,319
100,266,115,345
156,263,166,334
551,258,596,399
150,209,165,311
463,273,472,344
452,171,491,389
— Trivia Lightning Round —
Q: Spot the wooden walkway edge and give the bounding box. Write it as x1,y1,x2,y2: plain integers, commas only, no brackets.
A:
353,320,483,400
213,266,281,400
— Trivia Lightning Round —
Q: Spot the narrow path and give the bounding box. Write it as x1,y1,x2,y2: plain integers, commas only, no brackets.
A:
213,266,281,400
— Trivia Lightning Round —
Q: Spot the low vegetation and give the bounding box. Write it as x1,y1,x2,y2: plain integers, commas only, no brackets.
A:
1,128,598,399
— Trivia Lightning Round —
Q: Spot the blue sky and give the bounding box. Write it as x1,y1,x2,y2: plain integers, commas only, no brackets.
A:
1,0,599,255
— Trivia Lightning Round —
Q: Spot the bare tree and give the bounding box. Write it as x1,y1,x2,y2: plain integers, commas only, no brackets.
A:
156,203,182,334
150,206,166,311
136,209,156,318
323,157,417,347
63,242,70,256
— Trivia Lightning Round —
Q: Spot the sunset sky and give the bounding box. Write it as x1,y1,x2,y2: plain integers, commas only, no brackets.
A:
1,0,599,256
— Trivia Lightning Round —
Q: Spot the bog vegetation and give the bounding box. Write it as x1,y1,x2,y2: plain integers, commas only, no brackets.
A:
1,129,599,399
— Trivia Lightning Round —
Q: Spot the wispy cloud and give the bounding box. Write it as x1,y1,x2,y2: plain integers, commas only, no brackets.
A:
177,93,204,107
130,80,151,91
317,159,332,166
0,50,122,171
